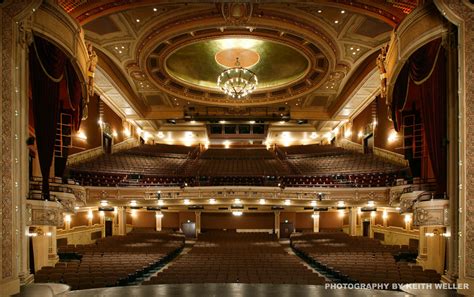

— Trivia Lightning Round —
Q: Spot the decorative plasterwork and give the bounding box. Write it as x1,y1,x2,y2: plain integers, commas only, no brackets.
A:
413,199,449,227
398,191,425,213
85,185,391,207
26,200,64,228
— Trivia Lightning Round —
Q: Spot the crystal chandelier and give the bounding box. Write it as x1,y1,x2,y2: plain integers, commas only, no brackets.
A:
217,57,258,99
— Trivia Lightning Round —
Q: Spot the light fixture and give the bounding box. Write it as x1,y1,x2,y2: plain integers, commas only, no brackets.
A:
224,140,231,149
234,198,242,205
370,211,376,218
99,211,105,217
184,199,190,205
87,210,93,219
382,210,388,219
404,214,412,223
77,131,87,140
112,130,118,138
337,201,345,207
100,200,108,207
64,214,71,223
74,206,80,210
425,232,435,237
311,200,317,207
284,199,291,206
156,211,164,218
232,211,243,216
312,212,319,219
367,201,375,207
46,232,52,237
124,128,131,137
259,199,266,205
217,57,258,99
209,198,216,204
130,200,137,207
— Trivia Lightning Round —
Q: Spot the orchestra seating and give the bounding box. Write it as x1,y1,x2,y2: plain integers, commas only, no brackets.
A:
291,232,440,284
34,231,184,290
67,144,408,188
144,231,326,285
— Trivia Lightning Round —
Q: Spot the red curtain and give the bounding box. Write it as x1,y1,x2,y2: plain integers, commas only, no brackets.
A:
29,35,67,199
390,38,446,194
409,43,447,194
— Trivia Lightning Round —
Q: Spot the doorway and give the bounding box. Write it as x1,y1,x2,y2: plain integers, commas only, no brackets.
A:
362,221,370,237
364,134,374,154
280,221,294,238
103,133,112,154
105,220,113,237
181,221,196,238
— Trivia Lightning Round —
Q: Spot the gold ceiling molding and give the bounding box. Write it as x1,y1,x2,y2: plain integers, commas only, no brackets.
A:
128,9,341,107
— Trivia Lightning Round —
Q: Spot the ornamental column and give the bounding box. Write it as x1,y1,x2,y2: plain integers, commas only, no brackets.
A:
312,212,320,233
274,211,281,238
349,207,358,236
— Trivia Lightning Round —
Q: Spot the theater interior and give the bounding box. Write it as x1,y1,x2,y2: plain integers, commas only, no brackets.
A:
0,0,473,296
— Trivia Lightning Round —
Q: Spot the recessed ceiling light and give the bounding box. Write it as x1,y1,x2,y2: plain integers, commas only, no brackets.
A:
136,19,140,23
352,52,356,55
153,8,157,12
356,48,360,51
334,20,339,24
341,10,345,14
317,10,322,13
350,47,353,50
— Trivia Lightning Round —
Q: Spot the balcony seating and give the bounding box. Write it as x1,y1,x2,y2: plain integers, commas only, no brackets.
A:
67,144,408,188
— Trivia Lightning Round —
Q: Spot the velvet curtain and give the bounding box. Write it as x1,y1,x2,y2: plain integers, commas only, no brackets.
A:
410,42,447,194
29,36,67,199
29,35,84,199
390,38,446,194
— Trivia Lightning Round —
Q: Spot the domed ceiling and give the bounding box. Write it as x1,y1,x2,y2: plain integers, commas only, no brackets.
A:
163,38,310,91
62,0,414,140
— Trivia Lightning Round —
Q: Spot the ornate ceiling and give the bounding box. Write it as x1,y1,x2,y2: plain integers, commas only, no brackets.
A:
58,0,415,142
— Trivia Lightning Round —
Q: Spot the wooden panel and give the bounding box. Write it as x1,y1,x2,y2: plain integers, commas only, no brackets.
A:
201,212,274,230
132,211,155,228
319,212,343,230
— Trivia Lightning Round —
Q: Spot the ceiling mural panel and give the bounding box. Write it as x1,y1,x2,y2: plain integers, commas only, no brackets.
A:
164,38,310,91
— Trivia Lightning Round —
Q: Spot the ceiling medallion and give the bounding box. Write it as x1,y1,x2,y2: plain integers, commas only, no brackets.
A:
219,2,254,25
217,57,258,99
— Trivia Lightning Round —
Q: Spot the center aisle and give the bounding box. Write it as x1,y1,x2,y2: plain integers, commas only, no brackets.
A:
143,231,326,285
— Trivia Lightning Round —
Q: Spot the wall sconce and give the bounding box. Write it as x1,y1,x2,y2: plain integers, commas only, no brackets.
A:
183,199,190,205
388,130,399,143
64,214,71,223
370,211,376,218
232,211,243,216
156,211,164,218
112,130,118,138
382,210,388,220
87,210,93,219
259,199,266,205
209,198,216,204
77,131,87,140
404,214,412,223
123,128,131,138
284,199,291,205
358,131,363,138
311,212,320,219
344,129,352,138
